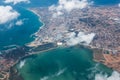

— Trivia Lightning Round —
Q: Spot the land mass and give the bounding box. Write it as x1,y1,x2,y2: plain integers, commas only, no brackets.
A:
0,5,120,80
29,6,120,72
0,43,56,80
30,6,120,52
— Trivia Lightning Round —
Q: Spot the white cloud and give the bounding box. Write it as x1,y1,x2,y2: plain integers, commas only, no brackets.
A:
16,20,23,26
118,3,120,7
66,32,95,46
4,0,30,5
49,0,92,17
95,71,120,80
0,6,20,24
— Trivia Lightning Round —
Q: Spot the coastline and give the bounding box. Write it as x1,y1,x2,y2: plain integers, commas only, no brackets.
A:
27,6,120,54
29,8,45,36
93,48,120,73
18,6,120,74
10,44,115,80
9,43,58,80
26,7,120,73
6,42,119,80
9,44,93,80
26,8,46,47
0,5,120,80
0,8,49,80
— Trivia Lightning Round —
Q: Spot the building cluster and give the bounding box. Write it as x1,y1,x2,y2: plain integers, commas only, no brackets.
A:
31,6,120,54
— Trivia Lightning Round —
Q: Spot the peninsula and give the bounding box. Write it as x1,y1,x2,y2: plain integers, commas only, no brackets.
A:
0,5,120,80
29,6,120,72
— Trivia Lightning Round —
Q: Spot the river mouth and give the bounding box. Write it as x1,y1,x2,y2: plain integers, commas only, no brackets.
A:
15,45,112,80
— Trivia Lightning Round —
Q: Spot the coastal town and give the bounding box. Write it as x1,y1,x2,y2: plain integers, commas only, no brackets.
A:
30,6,120,53
0,5,120,80
30,6,120,72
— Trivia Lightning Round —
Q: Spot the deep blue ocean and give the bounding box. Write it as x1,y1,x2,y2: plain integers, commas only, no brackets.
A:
0,7,42,50
0,0,58,50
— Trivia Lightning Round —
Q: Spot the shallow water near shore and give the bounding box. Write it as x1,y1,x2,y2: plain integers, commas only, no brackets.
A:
16,46,112,80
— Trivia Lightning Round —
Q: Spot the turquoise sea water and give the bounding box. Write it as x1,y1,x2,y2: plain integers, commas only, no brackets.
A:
0,0,119,50
0,0,119,80
15,1,120,80
16,46,112,80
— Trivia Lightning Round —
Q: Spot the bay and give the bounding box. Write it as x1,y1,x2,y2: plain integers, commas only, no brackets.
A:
0,7,42,50
16,46,112,80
